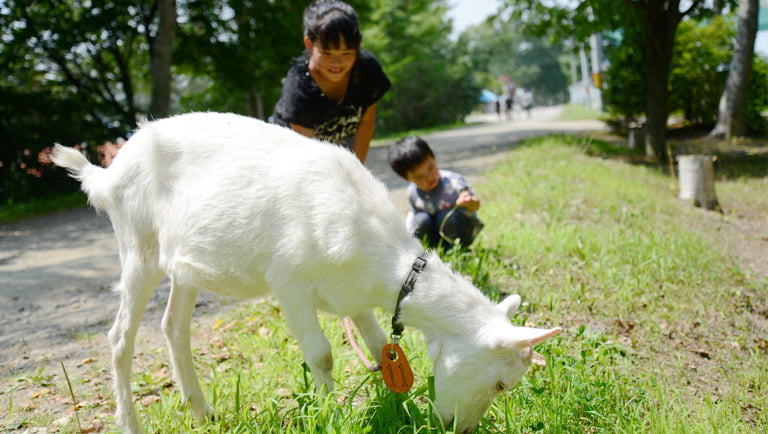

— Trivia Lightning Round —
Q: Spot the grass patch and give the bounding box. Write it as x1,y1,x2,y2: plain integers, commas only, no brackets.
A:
129,139,766,432
372,121,469,147
0,192,86,224
558,103,603,121
5,136,766,432
476,137,767,431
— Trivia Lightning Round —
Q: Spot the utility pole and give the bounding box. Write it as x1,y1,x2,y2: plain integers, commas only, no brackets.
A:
579,44,591,110
588,6,603,111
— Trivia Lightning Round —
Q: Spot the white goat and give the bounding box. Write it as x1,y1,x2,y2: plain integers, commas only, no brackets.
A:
52,112,560,434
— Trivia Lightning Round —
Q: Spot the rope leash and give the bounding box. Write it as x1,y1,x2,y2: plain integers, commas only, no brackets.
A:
343,316,381,372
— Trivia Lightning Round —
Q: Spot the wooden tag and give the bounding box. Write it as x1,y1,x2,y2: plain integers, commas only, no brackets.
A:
381,343,414,393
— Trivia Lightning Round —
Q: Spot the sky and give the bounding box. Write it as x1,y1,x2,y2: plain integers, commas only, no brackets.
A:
444,0,498,39
445,0,768,55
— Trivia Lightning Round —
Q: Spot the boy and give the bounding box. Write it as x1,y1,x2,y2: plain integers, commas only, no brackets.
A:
388,136,484,248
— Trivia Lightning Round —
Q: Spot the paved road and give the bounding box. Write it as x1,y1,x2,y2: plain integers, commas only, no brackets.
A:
366,106,605,211
0,106,605,375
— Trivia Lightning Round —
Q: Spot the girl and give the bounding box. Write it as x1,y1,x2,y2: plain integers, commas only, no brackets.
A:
272,0,390,163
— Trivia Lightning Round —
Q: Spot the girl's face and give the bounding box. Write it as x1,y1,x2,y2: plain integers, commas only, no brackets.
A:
304,36,357,84
406,156,440,192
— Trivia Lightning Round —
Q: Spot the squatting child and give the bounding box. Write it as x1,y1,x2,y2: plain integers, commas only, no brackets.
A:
387,136,484,248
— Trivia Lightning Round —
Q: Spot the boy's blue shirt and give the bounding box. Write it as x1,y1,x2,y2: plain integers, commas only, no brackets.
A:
407,170,476,216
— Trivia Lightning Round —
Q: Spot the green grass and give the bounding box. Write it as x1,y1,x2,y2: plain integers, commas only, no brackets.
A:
131,138,766,432
558,103,603,121
0,192,86,224
5,136,767,432
372,121,470,147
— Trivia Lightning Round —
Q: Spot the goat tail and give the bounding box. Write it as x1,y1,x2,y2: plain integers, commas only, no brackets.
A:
51,143,111,212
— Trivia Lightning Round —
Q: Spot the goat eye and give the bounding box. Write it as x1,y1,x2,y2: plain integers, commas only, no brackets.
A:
496,381,505,391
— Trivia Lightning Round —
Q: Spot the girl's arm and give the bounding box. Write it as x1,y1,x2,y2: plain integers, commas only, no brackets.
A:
353,103,377,163
289,123,315,139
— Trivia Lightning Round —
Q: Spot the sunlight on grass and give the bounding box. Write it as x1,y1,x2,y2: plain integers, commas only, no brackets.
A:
8,136,765,433
0,192,86,224
559,103,603,120
126,138,765,433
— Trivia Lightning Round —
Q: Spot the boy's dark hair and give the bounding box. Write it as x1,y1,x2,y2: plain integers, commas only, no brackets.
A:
303,0,362,50
388,136,435,179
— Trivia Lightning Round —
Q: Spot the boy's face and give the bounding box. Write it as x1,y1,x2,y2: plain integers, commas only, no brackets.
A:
304,36,357,83
406,156,440,192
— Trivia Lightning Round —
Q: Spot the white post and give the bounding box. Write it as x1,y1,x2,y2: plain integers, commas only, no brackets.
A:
677,155,720,211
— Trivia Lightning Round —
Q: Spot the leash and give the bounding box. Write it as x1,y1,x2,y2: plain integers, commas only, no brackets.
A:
343,316,381,372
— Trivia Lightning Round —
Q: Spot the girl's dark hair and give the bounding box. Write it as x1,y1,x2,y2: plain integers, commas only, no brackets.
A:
387,136,435,179
303,0,362,50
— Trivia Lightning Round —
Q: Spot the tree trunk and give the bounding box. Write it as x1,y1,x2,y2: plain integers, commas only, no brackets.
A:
640,0,683,160
247,88,265,120
709,0,759,139
148,0,176,120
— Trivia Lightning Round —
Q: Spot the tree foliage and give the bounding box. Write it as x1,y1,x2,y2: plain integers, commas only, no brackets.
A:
363,0,480,133
460,11,569,105
0,0,162,201
174,0,317,119
501,0,746,158
670,15,733,125
1,0,485,204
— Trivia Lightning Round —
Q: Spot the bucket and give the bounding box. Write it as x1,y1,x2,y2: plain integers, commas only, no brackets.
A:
677,154,719,210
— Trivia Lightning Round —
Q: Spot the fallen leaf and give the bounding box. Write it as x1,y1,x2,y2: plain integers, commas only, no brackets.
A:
78,358,96,367
31,388,52,399
141,395,161,406
212,353,231,362
689,348,711,359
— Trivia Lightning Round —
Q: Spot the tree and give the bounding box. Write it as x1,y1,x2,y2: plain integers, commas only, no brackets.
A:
0,0,174,202
364,0,481,133
670,15,733,126
175,0,319,119
710,0,760,138
461,12,569,105
502,0,712,159
1,0,175,133
149,0,177,119
625,0,704,158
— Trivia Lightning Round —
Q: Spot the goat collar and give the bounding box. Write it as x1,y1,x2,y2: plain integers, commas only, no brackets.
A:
391,251,429,340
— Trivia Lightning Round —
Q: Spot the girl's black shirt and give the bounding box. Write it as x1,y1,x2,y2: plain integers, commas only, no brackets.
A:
272,49,390,145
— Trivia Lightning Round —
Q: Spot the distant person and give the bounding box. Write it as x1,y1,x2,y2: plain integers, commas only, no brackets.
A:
505,85,516,120
521,90,533,119
272,0,390,163
388,136,484,248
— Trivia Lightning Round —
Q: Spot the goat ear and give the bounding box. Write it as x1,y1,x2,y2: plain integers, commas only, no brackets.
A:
511,327,561,367
497,294,522,319
527,327,561,346
495,327,561,351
